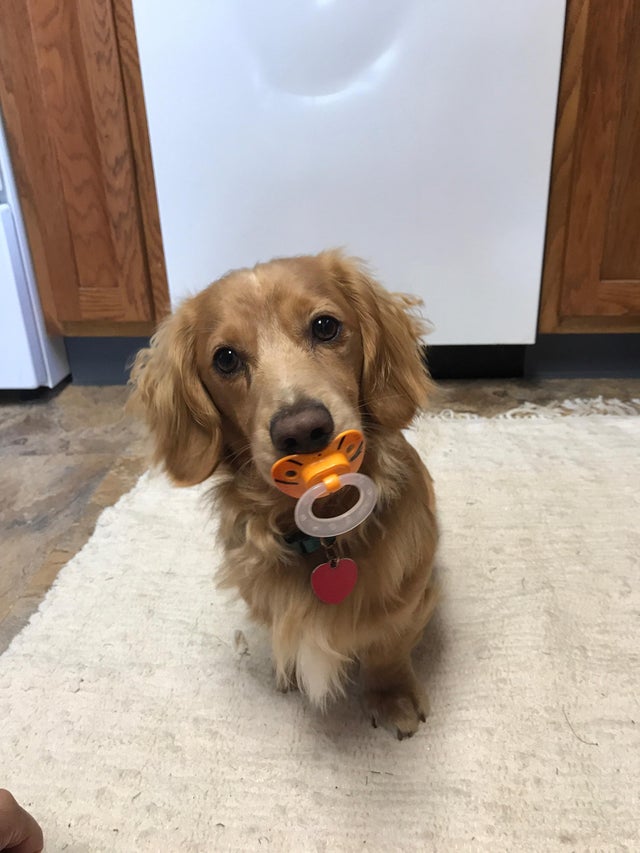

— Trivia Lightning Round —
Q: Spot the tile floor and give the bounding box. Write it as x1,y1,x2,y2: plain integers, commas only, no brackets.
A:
1,378,639,652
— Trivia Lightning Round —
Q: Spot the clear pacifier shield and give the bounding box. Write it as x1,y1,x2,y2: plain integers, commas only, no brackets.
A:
294,473,378,537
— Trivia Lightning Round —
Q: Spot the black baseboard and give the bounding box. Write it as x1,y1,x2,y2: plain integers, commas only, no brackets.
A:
0,376,71,403
65,337,149,385
524,334,640,378
426,345,525,379
62,334,640,385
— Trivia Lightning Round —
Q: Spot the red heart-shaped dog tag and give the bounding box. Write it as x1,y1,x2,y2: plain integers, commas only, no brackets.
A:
311,558,358,604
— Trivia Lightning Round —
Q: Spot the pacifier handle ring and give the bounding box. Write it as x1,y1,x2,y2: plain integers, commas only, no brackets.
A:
294,473,378,538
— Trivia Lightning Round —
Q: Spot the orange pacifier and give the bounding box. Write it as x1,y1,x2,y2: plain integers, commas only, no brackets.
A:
271,429,378,538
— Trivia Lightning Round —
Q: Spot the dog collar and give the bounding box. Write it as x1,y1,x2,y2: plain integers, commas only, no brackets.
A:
282,531,336,556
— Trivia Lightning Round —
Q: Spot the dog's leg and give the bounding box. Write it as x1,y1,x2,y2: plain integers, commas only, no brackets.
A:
295,635,348,709
273,632,345,705
275,664,298,693
360,639,428,740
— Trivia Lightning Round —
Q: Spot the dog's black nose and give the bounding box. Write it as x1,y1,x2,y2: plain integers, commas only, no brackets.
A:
270,401,334,455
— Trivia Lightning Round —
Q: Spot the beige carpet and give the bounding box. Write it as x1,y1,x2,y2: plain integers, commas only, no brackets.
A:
1,403,639,852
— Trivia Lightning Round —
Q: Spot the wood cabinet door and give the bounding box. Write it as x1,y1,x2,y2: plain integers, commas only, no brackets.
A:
540,0,640,333
0,0,169,335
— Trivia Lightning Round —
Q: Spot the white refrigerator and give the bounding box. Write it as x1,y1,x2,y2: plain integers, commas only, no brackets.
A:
0,118,69,390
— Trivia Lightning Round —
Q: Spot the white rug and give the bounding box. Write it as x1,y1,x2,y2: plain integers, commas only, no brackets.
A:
2,403,639,852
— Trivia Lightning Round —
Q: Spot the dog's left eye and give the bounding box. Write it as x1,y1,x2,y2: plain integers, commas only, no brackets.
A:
311,315,341,342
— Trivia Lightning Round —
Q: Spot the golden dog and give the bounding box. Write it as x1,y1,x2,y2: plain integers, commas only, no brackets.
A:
130,250,438,739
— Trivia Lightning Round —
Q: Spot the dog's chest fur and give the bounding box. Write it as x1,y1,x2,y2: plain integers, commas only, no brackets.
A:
213,433,438,708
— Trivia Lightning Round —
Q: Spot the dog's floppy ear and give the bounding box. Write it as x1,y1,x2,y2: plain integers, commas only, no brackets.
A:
128,301,222,486
325,251,432,430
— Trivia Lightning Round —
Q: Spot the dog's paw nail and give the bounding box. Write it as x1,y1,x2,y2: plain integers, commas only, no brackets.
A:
418,711,427,723
397,729,404,741
371,716,378,729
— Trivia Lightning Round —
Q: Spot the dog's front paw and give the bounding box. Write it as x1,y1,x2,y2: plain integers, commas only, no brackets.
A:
363,685,429,740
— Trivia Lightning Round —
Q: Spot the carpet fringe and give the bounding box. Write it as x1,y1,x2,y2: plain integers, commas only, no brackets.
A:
422,396,640,420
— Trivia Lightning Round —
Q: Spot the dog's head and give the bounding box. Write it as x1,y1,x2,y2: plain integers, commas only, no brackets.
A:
129,251,431,487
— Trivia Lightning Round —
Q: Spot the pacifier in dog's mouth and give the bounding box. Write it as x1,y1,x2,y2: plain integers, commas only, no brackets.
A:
270,429,378,538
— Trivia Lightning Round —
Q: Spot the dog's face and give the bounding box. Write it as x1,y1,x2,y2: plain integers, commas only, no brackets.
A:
130,251,430,487
192,256,365,482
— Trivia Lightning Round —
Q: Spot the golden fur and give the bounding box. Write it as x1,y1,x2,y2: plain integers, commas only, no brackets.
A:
130,250,438,738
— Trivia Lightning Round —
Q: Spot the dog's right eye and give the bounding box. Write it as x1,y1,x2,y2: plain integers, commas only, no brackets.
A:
213,347,242,375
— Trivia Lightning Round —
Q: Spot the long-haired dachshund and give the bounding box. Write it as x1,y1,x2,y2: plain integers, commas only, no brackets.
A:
130,250,438,739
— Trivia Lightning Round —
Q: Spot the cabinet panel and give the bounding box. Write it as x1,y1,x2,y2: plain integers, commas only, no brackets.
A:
601,5,640,283
540,0,640,332
0,0,168,334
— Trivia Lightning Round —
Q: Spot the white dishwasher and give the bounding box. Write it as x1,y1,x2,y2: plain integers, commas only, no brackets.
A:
132,0,565,345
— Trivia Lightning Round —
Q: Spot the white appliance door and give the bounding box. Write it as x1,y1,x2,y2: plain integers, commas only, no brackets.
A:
133,0,565,344
0,118,69,390
0,204,43,389
0,204,68,390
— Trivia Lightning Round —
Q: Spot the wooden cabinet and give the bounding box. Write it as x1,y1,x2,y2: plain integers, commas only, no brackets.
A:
0,0,169,336
540,0,640,333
